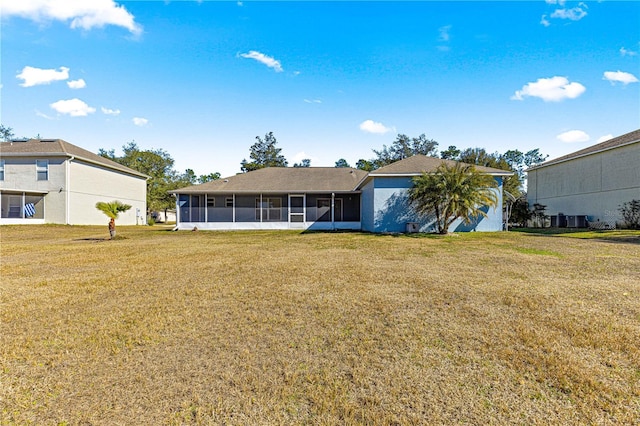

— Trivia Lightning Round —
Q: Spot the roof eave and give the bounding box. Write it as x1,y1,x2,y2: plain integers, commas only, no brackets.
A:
71,155,150,179
526,138,640,172
170,189,362,194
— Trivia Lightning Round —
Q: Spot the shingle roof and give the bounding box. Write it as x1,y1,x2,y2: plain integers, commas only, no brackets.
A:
527,128,640,170
0,139,148,178
369,154,512,175
173,155,512,194
173,167,369,194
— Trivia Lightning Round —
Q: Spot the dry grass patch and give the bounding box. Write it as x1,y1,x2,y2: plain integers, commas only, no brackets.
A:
1,226,639,424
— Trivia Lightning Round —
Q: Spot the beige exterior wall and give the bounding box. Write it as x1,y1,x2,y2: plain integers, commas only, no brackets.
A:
527,142,640,223
0,156,147,225
0,156,68,223
68,160,147,225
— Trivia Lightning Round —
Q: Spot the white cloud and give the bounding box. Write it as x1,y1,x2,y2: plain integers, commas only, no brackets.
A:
437,25,452,51
67,78,86,89
557,130,589,143
1,0,142,35
304,99,322,104
239,50,283,72
542,2,587,26
133,117,148,126
597,134,613,143
101,106,120,116
438,25,451,42
603,70,639,85
550,4,588,21
50,98,96,117
511,76,586,102
540,15,551,27
35,110,54,120
620,47,638,57
359,120,392,134
17,66,69,87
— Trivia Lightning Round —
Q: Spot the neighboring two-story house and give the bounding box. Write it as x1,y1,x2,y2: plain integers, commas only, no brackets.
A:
0,139,147,225
527,128,640,228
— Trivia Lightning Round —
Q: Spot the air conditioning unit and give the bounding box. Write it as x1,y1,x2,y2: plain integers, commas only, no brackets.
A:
406,222,420,233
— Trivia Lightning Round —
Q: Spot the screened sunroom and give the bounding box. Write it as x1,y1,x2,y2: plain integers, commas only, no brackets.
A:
176,192,361,230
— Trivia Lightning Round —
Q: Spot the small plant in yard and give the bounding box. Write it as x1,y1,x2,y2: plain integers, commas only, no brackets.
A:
95,200,132,239
618,199,640,229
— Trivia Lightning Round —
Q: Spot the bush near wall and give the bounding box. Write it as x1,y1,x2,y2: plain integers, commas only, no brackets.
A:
619,200,640,229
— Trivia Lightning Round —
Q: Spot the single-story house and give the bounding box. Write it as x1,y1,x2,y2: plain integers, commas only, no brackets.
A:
0,139,148,225
171,155,511,233
527,128,640,228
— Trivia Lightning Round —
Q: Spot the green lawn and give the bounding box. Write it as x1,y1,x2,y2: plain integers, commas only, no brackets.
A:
1,225,639,424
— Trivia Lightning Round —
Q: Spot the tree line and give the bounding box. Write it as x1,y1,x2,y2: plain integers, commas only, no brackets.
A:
242,131,547,199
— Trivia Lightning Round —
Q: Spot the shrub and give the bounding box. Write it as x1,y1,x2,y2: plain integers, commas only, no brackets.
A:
618,199,640,229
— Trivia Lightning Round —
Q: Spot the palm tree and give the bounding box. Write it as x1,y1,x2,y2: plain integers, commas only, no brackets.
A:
95,200,132,239
409,162,499,234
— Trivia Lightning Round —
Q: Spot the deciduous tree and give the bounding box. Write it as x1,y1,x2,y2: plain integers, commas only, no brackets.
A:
371,133,439,168
293,159,311,168
0,124,15,141
335,158,351,168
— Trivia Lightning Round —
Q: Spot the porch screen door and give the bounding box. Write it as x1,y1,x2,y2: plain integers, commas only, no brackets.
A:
289,195,304,224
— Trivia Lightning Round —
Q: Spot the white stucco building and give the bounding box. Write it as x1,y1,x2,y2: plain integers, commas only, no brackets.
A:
0,139,148,225
526,129,640,227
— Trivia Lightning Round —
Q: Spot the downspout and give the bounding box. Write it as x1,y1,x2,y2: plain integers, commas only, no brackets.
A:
66,156,74,224
232,194,236,223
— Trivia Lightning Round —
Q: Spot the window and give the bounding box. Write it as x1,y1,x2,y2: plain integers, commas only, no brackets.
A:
225,197,233,208
207,197,215,207
0,160,4,181
256,197,282,221
36,160,48,181
317,198,342,221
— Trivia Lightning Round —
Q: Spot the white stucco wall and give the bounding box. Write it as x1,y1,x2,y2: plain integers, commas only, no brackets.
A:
68,160,147,225
527,142,640,223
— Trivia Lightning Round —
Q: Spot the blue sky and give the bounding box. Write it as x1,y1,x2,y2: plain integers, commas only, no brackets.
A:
2,0,639,177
